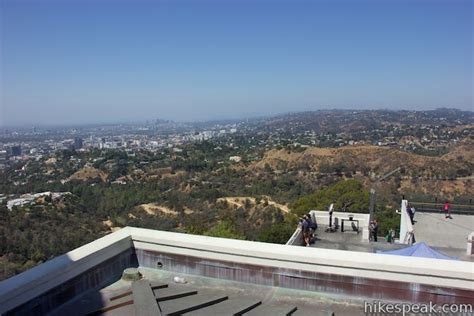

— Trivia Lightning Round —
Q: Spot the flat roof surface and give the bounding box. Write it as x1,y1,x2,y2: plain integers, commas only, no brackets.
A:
414,212,474,260
52,268,371,316
308,224,406,253
3,226,473,315
309,218,473,261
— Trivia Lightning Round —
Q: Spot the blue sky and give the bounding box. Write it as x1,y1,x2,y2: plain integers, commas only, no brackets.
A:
1,0,472,126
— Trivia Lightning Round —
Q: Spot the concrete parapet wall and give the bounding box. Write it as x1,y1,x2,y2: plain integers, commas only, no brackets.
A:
0,228,135,315
136,248,474,304
130,227,474,304
1,226,473,315
286,227,303,246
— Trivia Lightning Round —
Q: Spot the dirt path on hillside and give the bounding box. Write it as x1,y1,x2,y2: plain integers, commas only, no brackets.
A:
217,196,290,213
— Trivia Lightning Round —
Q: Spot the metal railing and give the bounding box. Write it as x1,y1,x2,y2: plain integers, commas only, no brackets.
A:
410,201,474,215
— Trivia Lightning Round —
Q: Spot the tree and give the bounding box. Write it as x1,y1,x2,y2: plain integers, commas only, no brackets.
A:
291,179,369,216
204,221,246,240
264,163,273,173
257,223,295,244
244,198,252,209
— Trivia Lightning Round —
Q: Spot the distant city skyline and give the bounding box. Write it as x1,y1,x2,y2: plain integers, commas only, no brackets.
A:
1,0,472,127
0,107,472,129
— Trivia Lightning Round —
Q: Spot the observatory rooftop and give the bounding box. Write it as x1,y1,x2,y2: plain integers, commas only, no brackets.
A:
291,207,474,261
52,268,363,315
414,211,474,259
0,226,473,315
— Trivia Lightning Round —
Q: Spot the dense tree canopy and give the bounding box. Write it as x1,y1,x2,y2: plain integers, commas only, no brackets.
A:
291,179,370,216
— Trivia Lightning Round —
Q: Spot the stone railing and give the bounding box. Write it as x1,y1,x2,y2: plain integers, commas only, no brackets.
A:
1,226,474,314
286,225,303,246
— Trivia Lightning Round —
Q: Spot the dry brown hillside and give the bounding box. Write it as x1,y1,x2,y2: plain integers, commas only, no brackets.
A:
251,141,473,179
441,141,474,163
69,167,108,182
217,196,290,214
399,178,471,199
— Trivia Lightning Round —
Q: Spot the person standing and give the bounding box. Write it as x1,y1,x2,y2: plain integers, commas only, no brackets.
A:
372,220,378,242
301,215,311,246
444,200,451,219
390,228,396,243
307,214,317,235
386,228,395,243
406,203,414,225
369,221,374,241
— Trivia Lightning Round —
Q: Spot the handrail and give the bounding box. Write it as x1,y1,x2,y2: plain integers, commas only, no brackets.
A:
409,201,474,215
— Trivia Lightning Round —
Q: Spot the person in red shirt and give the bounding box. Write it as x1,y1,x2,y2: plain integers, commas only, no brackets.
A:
444,200,451,219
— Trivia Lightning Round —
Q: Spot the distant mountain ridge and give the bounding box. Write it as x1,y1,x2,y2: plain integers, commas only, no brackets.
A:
251,140,473,181
255,108,474,134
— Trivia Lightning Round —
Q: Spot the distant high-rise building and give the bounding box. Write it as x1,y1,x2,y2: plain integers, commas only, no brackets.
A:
74,137,83,150
9,145,21,156
0,150,7,169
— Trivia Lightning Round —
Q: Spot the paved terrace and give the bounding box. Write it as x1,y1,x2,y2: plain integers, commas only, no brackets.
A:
288,210,405,253
308,225,407,253
0,227,473,315
414,212,474,259
287,208,474,260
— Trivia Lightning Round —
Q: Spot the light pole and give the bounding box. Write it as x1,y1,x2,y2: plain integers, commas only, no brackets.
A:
369,167,401,223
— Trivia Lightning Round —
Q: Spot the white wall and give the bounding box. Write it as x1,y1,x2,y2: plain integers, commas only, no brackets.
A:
399,200,414,244
309,210,370,229
309,210,370,240
130,227,473,290
1,226,473,315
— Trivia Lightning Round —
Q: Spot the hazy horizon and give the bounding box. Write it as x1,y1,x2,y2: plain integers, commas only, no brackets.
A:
1,0,472,127
1,107,472,129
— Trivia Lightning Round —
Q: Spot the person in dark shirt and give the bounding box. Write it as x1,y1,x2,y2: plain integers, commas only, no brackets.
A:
307,214,317,232
371,220,378,242
369,221,373,241
406,203,414,225
301,215,311,246
306,214,317,245
301,216,309,231
410,205,416,223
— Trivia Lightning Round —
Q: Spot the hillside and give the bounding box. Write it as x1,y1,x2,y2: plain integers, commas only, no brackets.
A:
68,167,108,182
251,141,473,178
217,196,291,214
250,141,473,199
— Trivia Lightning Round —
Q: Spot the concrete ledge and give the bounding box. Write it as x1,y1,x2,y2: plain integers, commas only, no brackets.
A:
1,226,473,314
128,227,473,289
135,248,474,304
130,228,474,304
286,227,303,246
0,228,133,315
